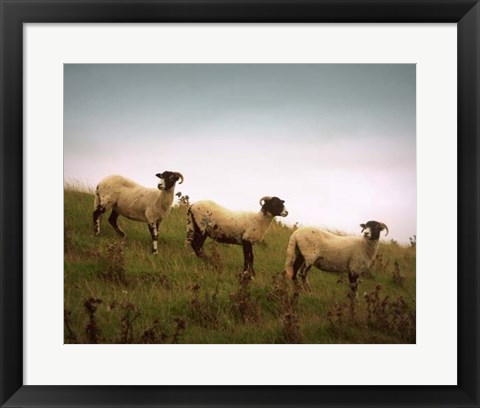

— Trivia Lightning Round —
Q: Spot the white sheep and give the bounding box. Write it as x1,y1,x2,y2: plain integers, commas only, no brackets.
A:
93,171,184,254
284,220,389,290
186,196,288,275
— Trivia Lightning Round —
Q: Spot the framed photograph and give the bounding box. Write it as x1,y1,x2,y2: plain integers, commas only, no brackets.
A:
1,0,479,407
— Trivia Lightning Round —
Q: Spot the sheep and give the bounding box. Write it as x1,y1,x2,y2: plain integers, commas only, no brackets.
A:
284,220,389,291
93,171,184,254
186,196,288,275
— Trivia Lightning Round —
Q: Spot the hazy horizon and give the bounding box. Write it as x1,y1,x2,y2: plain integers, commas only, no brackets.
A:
64,64,416,243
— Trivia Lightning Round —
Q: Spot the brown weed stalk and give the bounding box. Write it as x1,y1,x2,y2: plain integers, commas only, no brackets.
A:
347,272,360,322
100,241,127,284
189,282,221,328
326,278,349,334
283,291,303,343
370,254,390,276
119,301,140,344
64,308,78,343
171,318,186,344
269,273,302,343
84,297,102,343
230,270,259,324
392,260,406,287
140,319,168,344
364,285,415,342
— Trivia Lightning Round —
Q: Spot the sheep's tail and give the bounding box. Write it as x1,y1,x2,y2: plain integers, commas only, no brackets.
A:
185,206,196,246
284,231,299,279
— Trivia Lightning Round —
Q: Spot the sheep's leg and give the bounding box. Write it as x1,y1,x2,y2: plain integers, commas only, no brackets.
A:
93,206,106,236
148,223,159,255
347,272,360,298
191,231,207,257
108,210,126,238
291,253,305,288
187,209,207,257
299,264,313,292
242,240,254,276
155,220,162,243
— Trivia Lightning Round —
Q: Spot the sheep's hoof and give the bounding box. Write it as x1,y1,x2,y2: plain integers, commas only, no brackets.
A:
152,250,158,255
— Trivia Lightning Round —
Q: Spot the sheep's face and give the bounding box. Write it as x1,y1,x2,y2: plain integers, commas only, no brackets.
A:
262,197,288,217
360,221,388,241
156,171,184,190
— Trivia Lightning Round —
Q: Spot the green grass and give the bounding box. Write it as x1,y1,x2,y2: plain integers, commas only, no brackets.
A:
64,187,416,344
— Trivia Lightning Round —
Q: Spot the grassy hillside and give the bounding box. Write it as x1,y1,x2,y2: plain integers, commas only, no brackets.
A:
64,187,416,344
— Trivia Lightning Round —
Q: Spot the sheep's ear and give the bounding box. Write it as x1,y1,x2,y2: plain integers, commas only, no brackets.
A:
155,173,163,179
360,223,366,229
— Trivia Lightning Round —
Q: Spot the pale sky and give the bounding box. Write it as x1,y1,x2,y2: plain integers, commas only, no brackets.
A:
64,64,416,243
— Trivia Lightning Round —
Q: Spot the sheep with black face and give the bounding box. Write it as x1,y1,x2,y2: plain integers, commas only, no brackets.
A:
186,196,288,275
284,221,389,290
93,171,184,254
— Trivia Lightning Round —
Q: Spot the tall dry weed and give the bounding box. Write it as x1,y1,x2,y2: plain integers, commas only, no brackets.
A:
100,241,127,284
370,254,390,276
171,318,186,344
269,273,302,343
84,297,102,343
189,282,221,328
392,260,406,287
139,317,186,344
347,272,360,322
230,270,260,324
118,301,140,343
364,285,415,342
64,308,78,343
327,273,360,327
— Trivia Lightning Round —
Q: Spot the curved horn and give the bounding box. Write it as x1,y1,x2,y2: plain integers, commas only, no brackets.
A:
259,196,272,206
379,222,389,237
174,172,184,184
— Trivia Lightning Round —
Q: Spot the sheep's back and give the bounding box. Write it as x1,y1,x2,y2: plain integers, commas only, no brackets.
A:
190,201,252,244
96,175,158,218
295,228,362,268
97,175,140,197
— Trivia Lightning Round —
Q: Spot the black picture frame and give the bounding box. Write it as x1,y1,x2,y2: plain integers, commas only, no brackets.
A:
1,1,479,407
